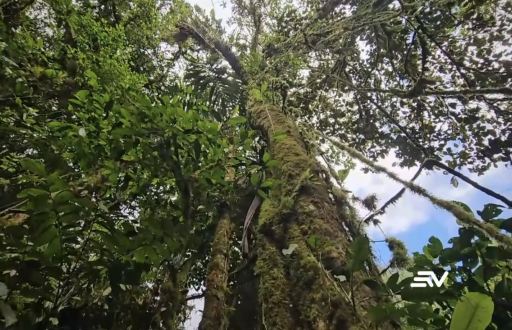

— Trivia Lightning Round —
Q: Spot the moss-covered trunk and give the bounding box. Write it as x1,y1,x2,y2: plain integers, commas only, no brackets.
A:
250,103,390,330
198,204,233,330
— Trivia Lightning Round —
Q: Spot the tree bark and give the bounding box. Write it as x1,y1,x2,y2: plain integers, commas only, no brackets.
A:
250,103,391,330
198,203,233,330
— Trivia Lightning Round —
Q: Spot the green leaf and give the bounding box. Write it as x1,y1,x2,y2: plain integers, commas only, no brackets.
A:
368,304,405,324
48,121,65,129
471,266,486,287
452,201,473,214
0,282,8,298
477,203,503,221
257,189,269,199
45,235,61,259
133,249,146,262
206,122,220,135
361,278,383,292
49,180,70,193
266,160,279,168
227,116,247,126
449,292,494,330
337,169,350,182
263,152,271,163
385,272,401,292
2,55,19,67
33,225,58,247
396,276,415,291
0,301,17,327
260,179,274,188
404,303,438,320
307,235,321,249
498,218,512,234
69,99,82,105
400,285,441,302
20,159,46,176
423,246,433,260
439,247,461,265
349,236,371,272
52,190,76,203
427,236,443,258
27,188,49,196
250,173,260,186
76,90,90,100
494,278,509,299
102,287,112,296
44,69,56,79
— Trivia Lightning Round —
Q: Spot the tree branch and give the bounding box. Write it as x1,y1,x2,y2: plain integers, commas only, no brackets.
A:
358,86,512,98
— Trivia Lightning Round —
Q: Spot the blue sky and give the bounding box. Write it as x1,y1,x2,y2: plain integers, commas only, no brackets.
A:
344,154,512,266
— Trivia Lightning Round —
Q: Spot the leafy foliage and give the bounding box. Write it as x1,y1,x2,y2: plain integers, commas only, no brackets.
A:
0,0,251,328
1,0,511,328
365,202,512,330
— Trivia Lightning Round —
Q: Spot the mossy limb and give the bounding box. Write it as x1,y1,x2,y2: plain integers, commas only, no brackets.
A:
199,207,234,330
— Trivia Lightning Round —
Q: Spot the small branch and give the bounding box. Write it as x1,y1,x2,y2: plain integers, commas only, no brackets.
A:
358,86,512,99
0,199,28,215
176,22,249,86
185,292,205,301
431,159,512,208
366,96,429,157
379,264,392,276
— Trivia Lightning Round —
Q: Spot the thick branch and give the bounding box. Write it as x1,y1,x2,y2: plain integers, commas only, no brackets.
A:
176,22,249,86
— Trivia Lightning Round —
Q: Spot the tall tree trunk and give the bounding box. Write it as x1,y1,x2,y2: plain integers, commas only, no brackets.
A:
174,21,393,329
198,203,233,330
250,103,391,330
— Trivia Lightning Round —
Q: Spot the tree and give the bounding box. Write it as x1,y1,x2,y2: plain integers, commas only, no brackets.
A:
176,0,512,329
1,0,511,329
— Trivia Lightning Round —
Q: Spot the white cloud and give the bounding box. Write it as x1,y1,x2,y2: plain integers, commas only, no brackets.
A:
344,153,511,239
343,153,431,237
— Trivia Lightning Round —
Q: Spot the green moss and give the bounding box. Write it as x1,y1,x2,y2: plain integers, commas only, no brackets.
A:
250,103,391,329
286,225,362,329
258,199,279,226
199,211,233,330
254,236,296,330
